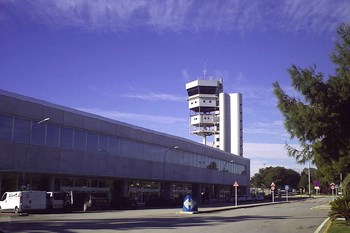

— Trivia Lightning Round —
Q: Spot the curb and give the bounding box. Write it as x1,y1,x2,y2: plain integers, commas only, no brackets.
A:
314,217,330,233
197,201,288,214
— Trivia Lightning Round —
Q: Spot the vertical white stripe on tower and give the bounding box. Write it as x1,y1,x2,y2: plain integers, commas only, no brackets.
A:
229,93,242,156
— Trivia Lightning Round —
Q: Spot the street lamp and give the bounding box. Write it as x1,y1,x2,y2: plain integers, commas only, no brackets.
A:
161,145,179,197
22,117,50,190
37,117,50,125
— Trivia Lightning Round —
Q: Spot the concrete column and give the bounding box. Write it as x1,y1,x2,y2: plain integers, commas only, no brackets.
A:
214,185,220,200
162,182,171,198
121,180,129,197
191,183,201,203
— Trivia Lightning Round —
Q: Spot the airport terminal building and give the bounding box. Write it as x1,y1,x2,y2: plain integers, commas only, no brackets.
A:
0,89,250,207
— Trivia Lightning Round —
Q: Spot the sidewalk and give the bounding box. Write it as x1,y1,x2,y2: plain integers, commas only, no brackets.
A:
197,201,286,213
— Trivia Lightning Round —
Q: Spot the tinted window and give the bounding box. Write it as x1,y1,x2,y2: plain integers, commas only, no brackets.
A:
0,114,13,141
31,121,46,145
13,117,30,143
86,132,98,153
46,124,59,147
1,193,6,201
60,127,73,149
74,129,86,151
109,136,120,155
98,134,108,152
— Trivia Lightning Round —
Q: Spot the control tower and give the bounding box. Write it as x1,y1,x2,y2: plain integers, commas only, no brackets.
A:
185,72,243,156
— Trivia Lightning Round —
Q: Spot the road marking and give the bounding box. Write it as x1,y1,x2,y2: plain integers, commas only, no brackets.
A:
314,217,330,233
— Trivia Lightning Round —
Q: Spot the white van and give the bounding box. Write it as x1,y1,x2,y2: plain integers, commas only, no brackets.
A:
0,191,47,213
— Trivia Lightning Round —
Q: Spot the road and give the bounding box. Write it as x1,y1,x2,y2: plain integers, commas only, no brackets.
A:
0,197,331,233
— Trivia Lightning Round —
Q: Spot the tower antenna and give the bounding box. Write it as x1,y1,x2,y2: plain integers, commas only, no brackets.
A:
203,63,207,79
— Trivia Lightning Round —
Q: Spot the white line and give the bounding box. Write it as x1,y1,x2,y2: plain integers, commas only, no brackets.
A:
314,217,330,233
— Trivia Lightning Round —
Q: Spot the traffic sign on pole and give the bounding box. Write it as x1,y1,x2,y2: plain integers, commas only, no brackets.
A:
314,180,320,187
271,182,275,203
330,182,336,201
233,181,239,207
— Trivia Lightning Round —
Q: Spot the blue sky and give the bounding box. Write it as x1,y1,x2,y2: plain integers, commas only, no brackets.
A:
1,0,349,176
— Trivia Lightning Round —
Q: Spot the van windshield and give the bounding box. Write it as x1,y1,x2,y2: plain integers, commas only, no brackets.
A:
0,193,6,201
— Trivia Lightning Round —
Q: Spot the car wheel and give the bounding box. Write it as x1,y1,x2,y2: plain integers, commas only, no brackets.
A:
14,206,19,214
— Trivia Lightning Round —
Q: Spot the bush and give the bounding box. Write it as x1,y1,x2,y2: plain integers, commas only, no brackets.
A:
329,194,350,225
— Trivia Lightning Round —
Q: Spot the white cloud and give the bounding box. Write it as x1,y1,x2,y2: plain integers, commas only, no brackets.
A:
122,92,185,102
244,142,300,159
2,0,349,33
244,142,305,176
181,69,191,81
245,120,287,137
77,107,187,124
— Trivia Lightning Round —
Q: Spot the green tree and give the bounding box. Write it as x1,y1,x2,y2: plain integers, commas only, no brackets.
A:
251,166,300,190
342,173,350,195
273,24,350,182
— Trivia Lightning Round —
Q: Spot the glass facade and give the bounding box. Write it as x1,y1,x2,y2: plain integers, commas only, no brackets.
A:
0,114,12,141
13,117,31,143
0,113,246,175
46,124,60,147
31,121,46,145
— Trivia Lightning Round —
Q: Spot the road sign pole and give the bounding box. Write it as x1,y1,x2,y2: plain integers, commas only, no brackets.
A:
285,185,289,202
330,182,335,201
235,186,237,207
233,181,239,207
270,182,276,203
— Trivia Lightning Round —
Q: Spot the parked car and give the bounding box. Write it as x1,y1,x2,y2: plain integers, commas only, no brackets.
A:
0,191,46,213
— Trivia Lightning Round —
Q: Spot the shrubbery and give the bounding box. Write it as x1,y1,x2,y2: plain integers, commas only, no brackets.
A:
329,194,350,225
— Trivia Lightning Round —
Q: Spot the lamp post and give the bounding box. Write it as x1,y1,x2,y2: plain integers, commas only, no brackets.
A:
22,117,50,190
161,145,179,197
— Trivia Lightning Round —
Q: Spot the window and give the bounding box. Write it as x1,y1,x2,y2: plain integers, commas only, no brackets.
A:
31,121,46,145
87,132,98,153
0,114,13,141
60,127,73,149
13,117,31,143
109,136,120,155
74,129,86,151
99,134,108,152
46,124,59,147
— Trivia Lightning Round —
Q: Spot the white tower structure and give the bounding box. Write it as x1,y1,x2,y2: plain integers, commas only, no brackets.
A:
185,73,243,156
